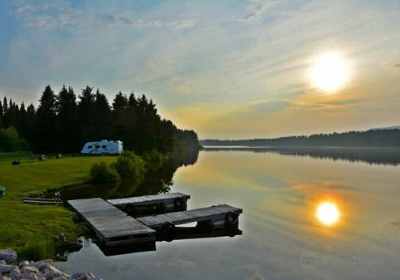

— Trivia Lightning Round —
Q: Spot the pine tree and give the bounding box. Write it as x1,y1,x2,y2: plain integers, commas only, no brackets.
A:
35,85,57,152
18,102,29,138
78,86,96,143
92,89,111,139
25,104,36,145
112,92,129,145
113,91,128,111
57,85,78,152
5,99,18,128
2,97,9,127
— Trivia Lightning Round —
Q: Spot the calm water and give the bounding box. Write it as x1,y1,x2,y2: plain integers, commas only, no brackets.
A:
57,149,400,280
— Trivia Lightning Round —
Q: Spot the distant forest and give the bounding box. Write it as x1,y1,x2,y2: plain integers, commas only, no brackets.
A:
0,85,199,154
201,129,400,147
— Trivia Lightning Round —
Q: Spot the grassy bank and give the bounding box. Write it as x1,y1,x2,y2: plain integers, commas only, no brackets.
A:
0,153,116,260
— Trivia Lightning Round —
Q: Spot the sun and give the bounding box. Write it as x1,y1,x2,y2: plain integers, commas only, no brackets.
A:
309,52,351,93
316,202,340,226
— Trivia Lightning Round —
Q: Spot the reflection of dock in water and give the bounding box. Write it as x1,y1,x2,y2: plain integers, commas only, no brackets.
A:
68,192,243,254
100,227,243,257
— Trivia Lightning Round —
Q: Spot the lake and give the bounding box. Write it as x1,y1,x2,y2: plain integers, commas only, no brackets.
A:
57,148,400,280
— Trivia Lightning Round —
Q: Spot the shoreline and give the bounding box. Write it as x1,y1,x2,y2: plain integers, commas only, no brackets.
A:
0,249,104,280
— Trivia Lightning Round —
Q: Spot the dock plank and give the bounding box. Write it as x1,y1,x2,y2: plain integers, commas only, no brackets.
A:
138,204,243,228
68,198,156,243
108,192,190,207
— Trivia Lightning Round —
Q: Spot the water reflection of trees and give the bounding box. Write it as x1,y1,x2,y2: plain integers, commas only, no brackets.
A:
203,147,400,166
60,149,199,200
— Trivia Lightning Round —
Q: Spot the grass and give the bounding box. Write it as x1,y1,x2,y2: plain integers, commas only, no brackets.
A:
0,153,116,260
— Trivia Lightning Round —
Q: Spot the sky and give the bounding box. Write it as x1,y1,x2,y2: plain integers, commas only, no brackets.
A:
0,0,400,139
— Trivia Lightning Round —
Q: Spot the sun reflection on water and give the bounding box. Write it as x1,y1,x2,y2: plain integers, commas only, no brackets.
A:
316,201,341,226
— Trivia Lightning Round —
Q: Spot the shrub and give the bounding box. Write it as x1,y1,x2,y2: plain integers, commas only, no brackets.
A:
0,126,31,152
113,151,146,183
90,162,120,183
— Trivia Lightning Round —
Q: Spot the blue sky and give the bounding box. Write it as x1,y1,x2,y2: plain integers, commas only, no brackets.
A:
1,0,400,138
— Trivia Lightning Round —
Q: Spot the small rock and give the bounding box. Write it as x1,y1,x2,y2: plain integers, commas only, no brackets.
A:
20,260,30,267
21,265,40,275
53,276,68,280
0,249,17,264
2,277,12,280
34,260,53,271
8,268,22,279
41,264,70,279
0,264,18,274
20,272,38,280
39,272,54,280
0,260,6,265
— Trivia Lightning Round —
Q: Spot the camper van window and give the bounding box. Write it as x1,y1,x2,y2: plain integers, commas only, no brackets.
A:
88,146,92,149
102,145,107,149
95,145,100,149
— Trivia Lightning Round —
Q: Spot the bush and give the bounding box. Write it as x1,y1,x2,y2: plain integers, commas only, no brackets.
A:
113,151,146,183
90,162,120,183
0,126,31,152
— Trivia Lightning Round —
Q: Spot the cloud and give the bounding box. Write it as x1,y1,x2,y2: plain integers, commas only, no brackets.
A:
238,2,277,23
251,99,292,113
98,14,196,29
321,98,364,107
11,2,196,29
393,63,400,68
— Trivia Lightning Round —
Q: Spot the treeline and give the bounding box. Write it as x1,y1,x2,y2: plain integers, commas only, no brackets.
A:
0,85,199,153
201,129,400,147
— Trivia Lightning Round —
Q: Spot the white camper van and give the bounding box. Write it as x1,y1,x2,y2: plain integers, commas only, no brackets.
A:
81,140,123,155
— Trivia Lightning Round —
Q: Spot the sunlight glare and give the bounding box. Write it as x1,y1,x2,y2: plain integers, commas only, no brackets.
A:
309,52,351,93
316,202,340,226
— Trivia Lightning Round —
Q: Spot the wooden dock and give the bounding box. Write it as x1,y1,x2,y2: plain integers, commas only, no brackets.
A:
68,198,156,247
68,195,242,247
108,192,190,214
138,204,243,229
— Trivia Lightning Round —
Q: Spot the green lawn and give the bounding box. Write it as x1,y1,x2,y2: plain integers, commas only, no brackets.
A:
0,153,116,260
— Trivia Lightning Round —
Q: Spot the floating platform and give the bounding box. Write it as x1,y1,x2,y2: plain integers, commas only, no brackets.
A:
138,204,243,229
108,192,190,214
68,195,242,248
68,198,156,247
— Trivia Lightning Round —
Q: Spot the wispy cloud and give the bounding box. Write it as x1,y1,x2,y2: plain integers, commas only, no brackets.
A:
237,1,277,23
251,99,292,113
11,1,196,29
98,14,196,28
